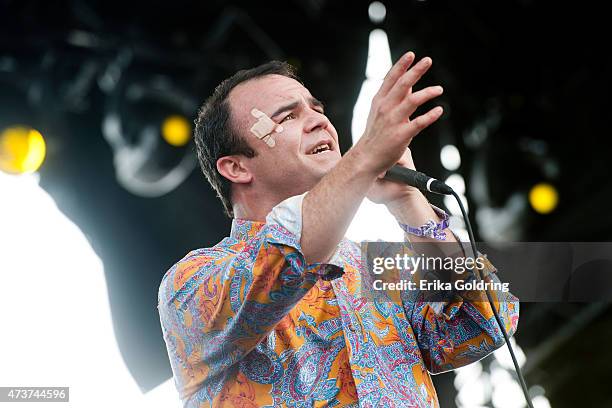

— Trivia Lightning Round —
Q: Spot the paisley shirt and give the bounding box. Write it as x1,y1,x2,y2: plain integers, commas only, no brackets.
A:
158,194,519,407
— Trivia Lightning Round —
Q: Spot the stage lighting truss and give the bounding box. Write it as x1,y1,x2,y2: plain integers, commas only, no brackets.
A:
102,69,199,198
98,6,284,198
464,107,560,242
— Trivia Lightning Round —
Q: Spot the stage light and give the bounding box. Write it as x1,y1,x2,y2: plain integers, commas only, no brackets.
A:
368,2,386,24
494,337,526,369
529,183,558,214
347,26,403,241
444,193,469,216
352,29,392,143
102,74,198,197
365,29,392,81
532,395,552,408
0,126,46,174
440,144,461,171
454,362,490,406
445,174,465,195
454,338,551,408
161,115,191,147
490,366,525,408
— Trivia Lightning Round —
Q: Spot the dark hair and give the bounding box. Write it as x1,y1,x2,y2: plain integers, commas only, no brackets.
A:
194,61,301,218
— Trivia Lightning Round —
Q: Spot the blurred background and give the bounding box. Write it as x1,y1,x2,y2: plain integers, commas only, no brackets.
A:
1,0,611,406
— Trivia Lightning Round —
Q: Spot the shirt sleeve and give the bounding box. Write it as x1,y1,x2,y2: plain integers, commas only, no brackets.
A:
393,204,519,373
157,193,343,401
401,244,520,374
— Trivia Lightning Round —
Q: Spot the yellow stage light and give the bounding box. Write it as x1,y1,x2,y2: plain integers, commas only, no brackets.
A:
0,126,46,174
529,183,558,214
161,115,191,146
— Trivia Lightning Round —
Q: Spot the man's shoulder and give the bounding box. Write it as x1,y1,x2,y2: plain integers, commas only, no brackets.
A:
158,238,238,304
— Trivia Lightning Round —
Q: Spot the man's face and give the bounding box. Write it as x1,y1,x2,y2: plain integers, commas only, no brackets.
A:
228,74,342,198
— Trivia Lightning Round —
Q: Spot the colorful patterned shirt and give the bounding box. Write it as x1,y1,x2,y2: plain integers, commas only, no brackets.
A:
158,194,519,407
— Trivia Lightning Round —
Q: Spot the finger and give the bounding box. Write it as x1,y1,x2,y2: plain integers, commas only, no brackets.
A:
393,85,443,120
377,52,415,98
404,106,444,139
386,57,432,105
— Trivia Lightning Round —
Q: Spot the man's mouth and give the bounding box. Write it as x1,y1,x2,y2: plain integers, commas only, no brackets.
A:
307,142,333,155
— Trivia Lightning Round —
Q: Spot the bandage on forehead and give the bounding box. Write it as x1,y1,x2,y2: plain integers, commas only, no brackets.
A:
249,108,283,147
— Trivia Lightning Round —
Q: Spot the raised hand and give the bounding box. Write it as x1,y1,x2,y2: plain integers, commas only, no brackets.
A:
354,51,444,178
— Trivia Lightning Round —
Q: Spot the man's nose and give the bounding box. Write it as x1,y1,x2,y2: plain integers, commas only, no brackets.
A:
304,110,329,133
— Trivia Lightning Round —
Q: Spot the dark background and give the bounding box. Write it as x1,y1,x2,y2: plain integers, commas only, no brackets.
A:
1,0,611,406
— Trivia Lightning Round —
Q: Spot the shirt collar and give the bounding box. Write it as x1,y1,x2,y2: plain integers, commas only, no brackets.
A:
230,218,266,241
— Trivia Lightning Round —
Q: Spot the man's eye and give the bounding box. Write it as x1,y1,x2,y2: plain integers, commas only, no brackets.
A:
281,113,296,123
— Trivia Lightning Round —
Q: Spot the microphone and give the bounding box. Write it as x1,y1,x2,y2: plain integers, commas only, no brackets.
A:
383,165,453,195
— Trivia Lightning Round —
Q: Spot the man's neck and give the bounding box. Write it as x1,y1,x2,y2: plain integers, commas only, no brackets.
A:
232,202,270,222
232,183,311,222
232,189,285,222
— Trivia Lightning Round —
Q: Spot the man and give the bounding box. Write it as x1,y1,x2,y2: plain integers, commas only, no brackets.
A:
158,53,519,407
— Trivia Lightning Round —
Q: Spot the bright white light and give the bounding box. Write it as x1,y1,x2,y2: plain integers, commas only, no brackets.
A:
453,361,482,389
352,78,383,143
440,144,461,170
345,198,404,242
454,336,547,408
444,192,468,216
366,29,392,81
347,29,400,241
456,373,490,406
143,379,181,407
456,376,490,405
532,395,552,408
445,174,465,195
490,367,525,408
494,337,526,369
0,172,179,407
454,362,491,407
368,2,387,24
449,215,470,243
452,228,470,244
352,29,392,143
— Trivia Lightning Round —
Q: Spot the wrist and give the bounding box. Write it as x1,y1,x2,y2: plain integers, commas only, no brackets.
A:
343,145,382,180
385,188,426,217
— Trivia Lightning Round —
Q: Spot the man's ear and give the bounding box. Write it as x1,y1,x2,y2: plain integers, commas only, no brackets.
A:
216,156,253,184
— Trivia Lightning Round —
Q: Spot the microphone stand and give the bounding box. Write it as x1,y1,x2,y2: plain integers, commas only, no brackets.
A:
449,189,534,408
385,165,534,408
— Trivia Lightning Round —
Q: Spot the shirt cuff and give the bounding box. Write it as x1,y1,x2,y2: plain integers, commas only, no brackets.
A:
265,192,344,280
265,192,307,244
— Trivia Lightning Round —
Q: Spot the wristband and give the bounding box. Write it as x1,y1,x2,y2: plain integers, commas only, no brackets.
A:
399,205,449,241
